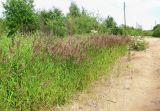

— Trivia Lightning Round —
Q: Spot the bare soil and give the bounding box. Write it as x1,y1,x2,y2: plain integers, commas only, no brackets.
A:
54,38,160,111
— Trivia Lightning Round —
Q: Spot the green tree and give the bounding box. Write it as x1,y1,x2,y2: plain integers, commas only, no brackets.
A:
47,8,66,36
68,2,80,17
38,8,66,36
67,5,99,35
38,10,51,35
105,16,117,29
3,0,37,37
74,15,98,34
100,16,117,34
81,7,87,16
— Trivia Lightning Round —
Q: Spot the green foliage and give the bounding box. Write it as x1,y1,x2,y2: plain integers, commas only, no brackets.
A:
38,2,86,36
153,24,160,30
100,16,117,34
0,18,6,35
49,8,66,36
3,0,37,37
74,15,98,34
65,17,76,35
38,8,66,36
105,16,117,29
66,4,98,35
98,16,123,35
38,10,52,34
119,25,144,36
112,26,124,35
1,0,149,37
68,2,81,17
152,24,160,37
142,30,153,36
0,35,128,110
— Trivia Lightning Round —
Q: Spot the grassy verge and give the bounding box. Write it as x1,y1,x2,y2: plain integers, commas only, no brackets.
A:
0,35,129,111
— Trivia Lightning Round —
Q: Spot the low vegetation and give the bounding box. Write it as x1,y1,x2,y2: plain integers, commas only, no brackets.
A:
0,35,129,110
152,24,160,37
131,36,148,51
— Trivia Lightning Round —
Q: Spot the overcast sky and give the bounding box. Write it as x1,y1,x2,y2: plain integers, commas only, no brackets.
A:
0,0,160,30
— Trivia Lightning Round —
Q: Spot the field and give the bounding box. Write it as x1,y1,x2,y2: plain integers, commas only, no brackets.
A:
0,34,129,110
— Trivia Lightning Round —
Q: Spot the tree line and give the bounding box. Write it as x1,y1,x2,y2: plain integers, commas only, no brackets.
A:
0,0,154,37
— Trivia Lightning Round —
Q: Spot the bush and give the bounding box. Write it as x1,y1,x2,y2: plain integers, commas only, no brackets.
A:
131,37,147,51
152,27,160,37
142,30,153,36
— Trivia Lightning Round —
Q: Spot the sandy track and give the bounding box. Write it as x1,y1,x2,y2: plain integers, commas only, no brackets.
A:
54,38,160,111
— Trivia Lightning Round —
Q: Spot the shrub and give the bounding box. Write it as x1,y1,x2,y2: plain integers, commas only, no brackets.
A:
152,27,160,37
131,36,147,51
142,30,153,36
153,24,160,30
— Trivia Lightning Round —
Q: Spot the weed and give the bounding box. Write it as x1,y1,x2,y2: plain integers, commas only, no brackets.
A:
131,36,147,51
0,35,129,110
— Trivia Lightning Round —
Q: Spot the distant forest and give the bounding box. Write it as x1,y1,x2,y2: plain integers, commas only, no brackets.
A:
0,0,157,37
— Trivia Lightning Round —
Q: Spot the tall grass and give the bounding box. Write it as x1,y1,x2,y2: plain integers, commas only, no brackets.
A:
0,34,129,111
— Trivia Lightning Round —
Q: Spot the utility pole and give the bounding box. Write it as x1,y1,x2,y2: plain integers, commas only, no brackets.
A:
123,2,130,61
124,2,127,36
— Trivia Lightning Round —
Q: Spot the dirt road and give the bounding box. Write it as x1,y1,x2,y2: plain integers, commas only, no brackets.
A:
55,38,160,111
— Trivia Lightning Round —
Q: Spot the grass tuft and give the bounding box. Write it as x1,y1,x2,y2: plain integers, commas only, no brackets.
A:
0,35,129,110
